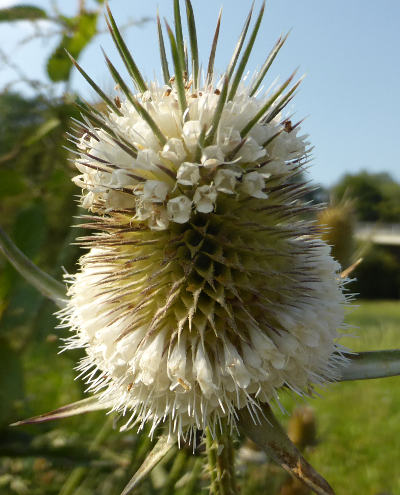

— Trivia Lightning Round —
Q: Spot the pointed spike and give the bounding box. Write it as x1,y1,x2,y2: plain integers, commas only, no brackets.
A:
228,1,265,101
206,8,222,87
0,227,67,308
227,2,254,80
185,0,199,88
121,434,176,494
11,395,112,426
194,124,207,162
165,20,188,117
66,51,123,116
250,30,290,96
204,75,229,146
265,75,304,123
174,0,186,74
75,103,138,157
101,47,134,101
105,3,147,93
184,41,189,76
240,69,298,137
157,12,171,84
262,128,284,147
239,404,335,495
102,49,167,146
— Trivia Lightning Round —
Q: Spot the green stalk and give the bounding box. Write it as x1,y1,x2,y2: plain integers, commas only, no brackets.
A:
59,416,114,495
160,449,187,495
0,226,67,308
182,457,203,495
205,421,238,495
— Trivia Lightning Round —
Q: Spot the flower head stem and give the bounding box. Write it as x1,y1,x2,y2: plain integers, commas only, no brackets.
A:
206,421,238,495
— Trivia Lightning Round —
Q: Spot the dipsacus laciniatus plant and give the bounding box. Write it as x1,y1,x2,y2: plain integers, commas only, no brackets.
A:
59,1,349,443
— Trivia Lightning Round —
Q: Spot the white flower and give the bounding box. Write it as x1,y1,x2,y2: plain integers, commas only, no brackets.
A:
240,171,268,199
182,120,202,152
167,195,192,223
176,162,200,186
62,0,350,444
193,185,217,213
214,169,241,194
148,206,169,230
143,180,170,203
201,145,225,167
160,138,187,165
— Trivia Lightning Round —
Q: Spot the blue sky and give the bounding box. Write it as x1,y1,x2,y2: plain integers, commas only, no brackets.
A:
1,0,399,187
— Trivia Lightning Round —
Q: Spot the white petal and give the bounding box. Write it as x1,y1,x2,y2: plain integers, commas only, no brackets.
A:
193,185,217,213
176,162,200,186
143,180,170,203
167,195,192,223
214,168,241,194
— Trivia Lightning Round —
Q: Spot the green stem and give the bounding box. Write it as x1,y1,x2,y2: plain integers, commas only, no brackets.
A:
59,416,114,495
182,457,203,495
206,428,219,495
205,421,238,495
161,449,187,495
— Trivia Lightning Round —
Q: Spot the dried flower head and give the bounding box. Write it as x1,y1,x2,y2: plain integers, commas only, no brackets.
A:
59,1,349,442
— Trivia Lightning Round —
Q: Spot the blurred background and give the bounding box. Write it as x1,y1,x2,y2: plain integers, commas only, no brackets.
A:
0,1,399,494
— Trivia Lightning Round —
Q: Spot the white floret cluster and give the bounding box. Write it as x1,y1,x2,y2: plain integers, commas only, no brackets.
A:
73,82,307,229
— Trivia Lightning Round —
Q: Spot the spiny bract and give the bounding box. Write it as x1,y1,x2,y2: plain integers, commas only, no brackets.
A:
60,1,349,442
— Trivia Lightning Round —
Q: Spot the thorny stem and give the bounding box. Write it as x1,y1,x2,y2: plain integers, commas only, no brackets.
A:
206,420,238,495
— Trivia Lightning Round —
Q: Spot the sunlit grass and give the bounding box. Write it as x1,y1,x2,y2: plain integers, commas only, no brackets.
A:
272,301,400,495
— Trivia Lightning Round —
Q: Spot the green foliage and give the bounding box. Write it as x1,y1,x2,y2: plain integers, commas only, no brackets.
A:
0,338,24,426
333,171,400,222
0,92,80,335
0,5,47,22
47,12,98,82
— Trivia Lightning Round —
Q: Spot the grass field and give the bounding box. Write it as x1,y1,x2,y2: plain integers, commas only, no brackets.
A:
1,301,399,494
275,301,400,495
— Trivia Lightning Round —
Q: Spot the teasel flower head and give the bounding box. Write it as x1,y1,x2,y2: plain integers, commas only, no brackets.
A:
59,0,349,443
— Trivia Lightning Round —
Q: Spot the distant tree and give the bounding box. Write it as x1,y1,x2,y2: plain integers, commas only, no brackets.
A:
332,171,400,222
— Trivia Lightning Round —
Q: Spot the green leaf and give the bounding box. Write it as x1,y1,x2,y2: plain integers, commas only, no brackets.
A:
11,394,111,426
0,338,24,427
239,404,335,495
0,5,47,22
121,434,176,495
0,170,26,198
23,117,60,146
0,226,67,307
338,350,400,381
47,12,98,82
